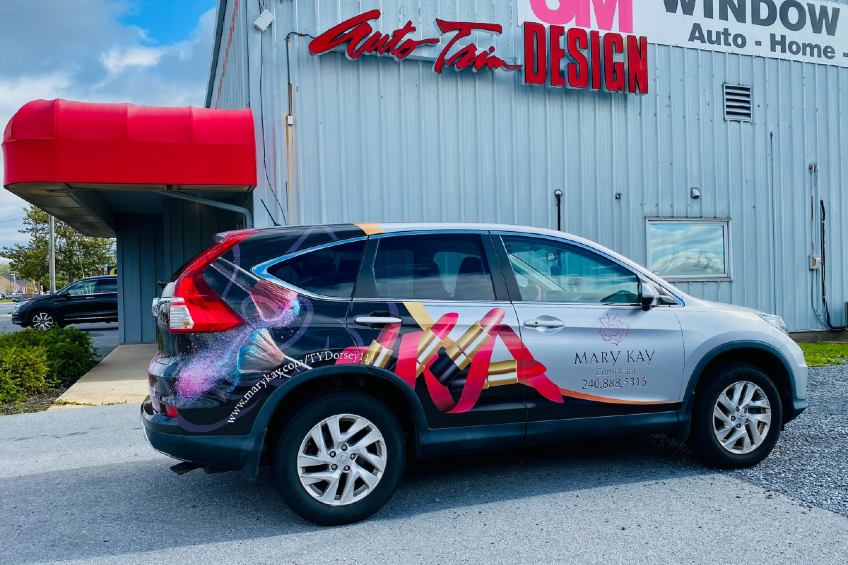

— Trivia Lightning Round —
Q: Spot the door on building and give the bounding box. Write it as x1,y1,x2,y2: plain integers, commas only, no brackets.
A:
493,233,685,429
348,232,526,433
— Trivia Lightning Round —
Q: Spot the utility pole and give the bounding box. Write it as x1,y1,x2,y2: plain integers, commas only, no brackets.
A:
48,215,56,293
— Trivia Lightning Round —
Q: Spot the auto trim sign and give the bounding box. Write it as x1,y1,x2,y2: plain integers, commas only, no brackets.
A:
520,0,848,68
308,8,650,95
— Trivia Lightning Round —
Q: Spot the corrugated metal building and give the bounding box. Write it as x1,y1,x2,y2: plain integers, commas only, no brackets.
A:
10,1,844,343
206,0,848,333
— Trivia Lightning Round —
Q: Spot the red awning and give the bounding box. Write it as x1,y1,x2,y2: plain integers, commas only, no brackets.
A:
3,99,256,188
2,99,257,236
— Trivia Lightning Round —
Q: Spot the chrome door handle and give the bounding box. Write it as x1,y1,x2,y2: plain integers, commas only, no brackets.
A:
524,318,565,329
354,316,403,326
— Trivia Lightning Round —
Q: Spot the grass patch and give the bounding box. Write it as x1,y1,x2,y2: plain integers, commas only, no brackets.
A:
798,342,848,368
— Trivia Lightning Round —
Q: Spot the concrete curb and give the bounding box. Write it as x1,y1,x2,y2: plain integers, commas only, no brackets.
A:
51,343,155,408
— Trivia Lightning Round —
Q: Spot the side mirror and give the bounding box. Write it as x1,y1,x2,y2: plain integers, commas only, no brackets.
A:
640,282,660,311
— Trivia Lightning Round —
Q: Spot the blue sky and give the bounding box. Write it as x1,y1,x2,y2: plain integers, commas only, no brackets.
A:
0,0,218,248
121,0,216,44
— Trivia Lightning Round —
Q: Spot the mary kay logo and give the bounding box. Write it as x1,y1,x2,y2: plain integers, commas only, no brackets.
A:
599,312,629,346
524,0,634,32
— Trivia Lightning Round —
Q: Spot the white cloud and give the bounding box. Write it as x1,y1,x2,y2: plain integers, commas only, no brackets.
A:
0,73,75,251
101,46,166,75
0,1,216,249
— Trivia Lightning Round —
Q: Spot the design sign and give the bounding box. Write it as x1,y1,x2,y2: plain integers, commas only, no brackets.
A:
308,8,650,95
520,0,848,68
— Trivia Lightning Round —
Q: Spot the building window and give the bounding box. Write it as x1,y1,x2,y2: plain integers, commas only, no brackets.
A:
647,219,730,281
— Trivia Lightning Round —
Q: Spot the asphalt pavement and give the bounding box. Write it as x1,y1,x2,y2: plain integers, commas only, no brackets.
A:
0,302,118,359
1,383,846,564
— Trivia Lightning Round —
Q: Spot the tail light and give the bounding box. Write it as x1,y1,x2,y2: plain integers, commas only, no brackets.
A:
168,231,254,333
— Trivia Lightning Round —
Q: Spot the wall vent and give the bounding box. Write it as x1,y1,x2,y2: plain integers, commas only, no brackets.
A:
723,84,752,122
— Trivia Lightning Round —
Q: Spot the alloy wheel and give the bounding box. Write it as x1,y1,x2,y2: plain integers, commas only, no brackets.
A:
31,312,55,331
712,380,772,455
297,413,388,506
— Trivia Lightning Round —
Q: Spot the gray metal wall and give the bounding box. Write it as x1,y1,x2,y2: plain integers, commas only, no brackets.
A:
116,201,242,344
209,0,848,332
116,215,167,344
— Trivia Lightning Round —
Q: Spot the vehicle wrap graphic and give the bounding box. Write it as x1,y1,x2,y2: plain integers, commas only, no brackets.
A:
338,304,563,414
148,223,676,435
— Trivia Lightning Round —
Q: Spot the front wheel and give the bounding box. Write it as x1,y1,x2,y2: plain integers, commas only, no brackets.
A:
688,362,783,469
30,310,59,331
273,392,406,525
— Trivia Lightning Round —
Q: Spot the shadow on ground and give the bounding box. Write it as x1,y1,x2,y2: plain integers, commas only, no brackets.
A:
1,437,705,563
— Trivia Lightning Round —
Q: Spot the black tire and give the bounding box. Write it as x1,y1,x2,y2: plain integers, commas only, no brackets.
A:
273,391,406,526
688,362,783,469
29,310,60,331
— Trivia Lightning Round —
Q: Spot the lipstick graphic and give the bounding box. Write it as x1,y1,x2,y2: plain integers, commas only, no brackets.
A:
361,323,401,369
481,359,548,389
431,309,505,386
411,314,457,375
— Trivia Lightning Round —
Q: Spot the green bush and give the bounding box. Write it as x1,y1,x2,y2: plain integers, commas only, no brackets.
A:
0,346,49,403
0,328,97,402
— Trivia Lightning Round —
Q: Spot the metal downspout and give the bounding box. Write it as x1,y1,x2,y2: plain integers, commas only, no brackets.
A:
162,191,253,228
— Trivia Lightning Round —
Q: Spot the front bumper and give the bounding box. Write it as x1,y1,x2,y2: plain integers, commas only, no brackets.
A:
788,398,809,422
140,398,251,471
11,311,24,325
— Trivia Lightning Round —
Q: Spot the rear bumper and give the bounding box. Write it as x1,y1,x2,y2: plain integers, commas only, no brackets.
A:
140,398,250,471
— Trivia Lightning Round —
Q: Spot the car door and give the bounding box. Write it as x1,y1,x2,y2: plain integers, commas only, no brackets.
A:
493,233,685,429
61,279,98,322
348,232,533,437
92,278,118,320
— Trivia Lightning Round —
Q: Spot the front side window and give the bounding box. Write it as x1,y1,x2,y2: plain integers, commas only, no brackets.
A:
65,280,96,296
502,236,639,304
369,234,496,301
267,240,366,299
647,220,730,280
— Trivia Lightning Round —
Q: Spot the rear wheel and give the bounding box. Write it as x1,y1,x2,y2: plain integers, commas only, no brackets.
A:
30,310,59,331
273,392,405,525
688,362,783,468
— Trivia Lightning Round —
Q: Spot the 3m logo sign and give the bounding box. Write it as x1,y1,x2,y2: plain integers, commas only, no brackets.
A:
525,0,634,32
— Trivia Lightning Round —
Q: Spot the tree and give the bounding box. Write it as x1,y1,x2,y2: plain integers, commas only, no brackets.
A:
1,207,116,290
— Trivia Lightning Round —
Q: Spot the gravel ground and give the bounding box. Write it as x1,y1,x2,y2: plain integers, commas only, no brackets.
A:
729,364,848,517
651,364,848,518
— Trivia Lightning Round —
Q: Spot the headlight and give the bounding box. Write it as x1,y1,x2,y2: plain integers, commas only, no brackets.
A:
760,314,787,334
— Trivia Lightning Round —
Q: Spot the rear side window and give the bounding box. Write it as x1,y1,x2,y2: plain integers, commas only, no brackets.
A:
267,240,366,299
95,279,117,294
367,234,496,301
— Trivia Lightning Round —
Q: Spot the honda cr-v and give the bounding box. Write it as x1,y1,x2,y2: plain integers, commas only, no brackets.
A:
142,223,807,525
